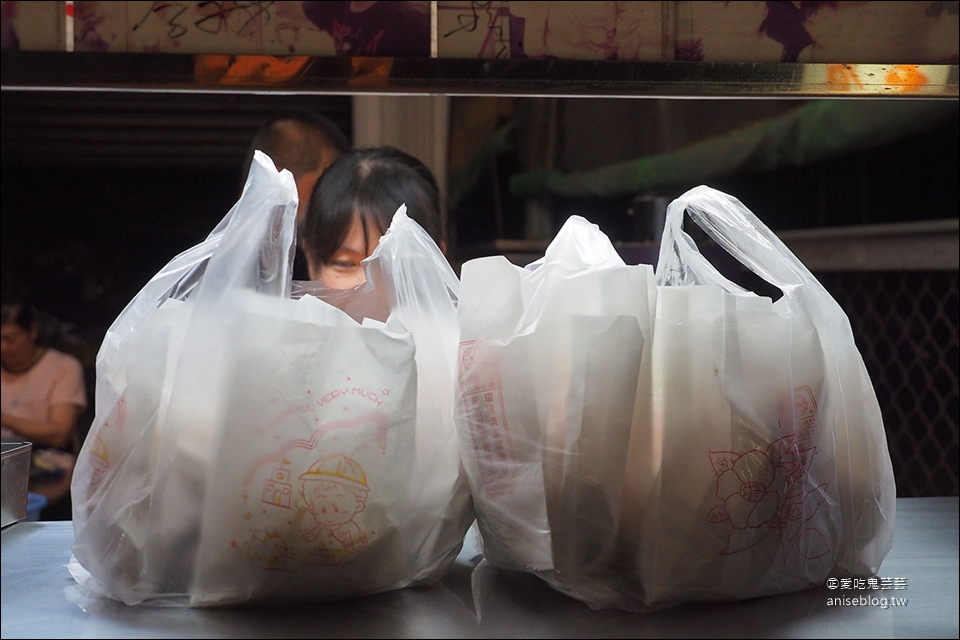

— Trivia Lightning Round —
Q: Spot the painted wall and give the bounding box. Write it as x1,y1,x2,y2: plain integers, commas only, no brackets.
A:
2,2,957,64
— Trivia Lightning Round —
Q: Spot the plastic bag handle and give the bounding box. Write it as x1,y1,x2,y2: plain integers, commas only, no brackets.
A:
101,152,296,352
656,185,821,300
148,150,294,305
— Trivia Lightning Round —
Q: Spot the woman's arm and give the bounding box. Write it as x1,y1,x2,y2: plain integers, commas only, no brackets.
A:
1,402,81,450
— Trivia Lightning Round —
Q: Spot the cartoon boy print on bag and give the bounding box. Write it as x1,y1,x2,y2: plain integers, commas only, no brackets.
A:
236,405,391,570
299,453,371,565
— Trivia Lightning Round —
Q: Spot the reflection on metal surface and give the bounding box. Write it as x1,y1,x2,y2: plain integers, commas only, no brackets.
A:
801,63,956,96
1,52,957,98
192,55,313,86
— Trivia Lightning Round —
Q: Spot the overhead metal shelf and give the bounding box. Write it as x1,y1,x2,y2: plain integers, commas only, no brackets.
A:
2,52,957,99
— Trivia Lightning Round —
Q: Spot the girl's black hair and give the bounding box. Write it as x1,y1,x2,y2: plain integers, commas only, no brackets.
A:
301,146,443,267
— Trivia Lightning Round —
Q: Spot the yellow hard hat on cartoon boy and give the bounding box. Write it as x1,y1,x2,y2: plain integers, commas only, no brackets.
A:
299,453,370,492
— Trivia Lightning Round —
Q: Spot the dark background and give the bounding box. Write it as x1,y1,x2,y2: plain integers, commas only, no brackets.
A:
3,93,957,343
1,90,352,347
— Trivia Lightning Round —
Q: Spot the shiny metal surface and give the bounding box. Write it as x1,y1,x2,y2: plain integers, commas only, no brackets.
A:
1,442,32,529
1,52,957,99
1,497,957,639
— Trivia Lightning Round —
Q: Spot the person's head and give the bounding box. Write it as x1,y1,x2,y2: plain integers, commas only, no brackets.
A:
0,299,39,370
300,146,445,290
242,110,351,227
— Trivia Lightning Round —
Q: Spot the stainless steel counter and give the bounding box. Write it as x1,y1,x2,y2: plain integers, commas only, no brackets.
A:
2,497,957,639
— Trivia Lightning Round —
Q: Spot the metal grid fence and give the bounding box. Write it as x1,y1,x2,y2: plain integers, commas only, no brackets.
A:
816,270,959,497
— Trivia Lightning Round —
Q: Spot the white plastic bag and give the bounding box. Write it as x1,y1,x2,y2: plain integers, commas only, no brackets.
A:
70,151,474,607
455,215,657,607
635,185,897,608
455,186,896,613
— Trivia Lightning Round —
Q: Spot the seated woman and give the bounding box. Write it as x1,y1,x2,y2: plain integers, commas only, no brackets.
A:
1,298,88,520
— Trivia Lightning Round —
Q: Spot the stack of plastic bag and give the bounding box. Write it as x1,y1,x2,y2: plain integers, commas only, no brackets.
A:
455,185,896,612
69,151,474,607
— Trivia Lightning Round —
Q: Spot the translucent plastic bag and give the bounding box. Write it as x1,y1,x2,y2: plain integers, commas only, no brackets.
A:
635,185,897,608
455,215,657,608
70,151,474,607
455,186,896,613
